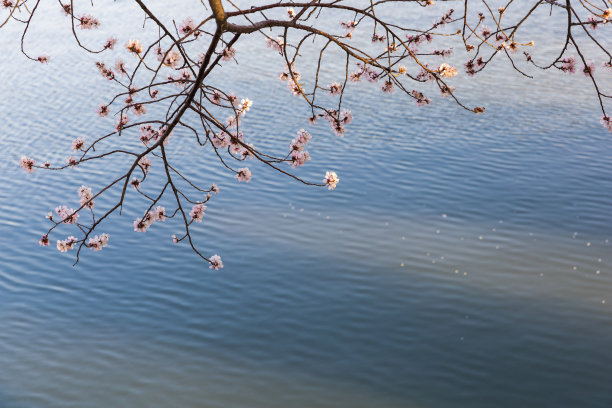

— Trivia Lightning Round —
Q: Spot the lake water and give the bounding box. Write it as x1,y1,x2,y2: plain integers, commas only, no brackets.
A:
1,2,611,407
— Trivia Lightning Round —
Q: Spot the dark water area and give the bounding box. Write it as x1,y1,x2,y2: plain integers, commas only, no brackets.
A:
1,2,611,407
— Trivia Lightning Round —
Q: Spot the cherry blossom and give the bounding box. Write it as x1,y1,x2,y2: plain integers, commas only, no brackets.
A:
71,137,85,152
438,63,458,78
19,156,35,174
190,204,206,222
57,236,78,253
221,47,236,61
78,185,95,209
78,14,100,30
126,39,143,54
55,206,79,224
324,171,339,190
88,234,109,252
329,82,342,96
209,254,223,270
138,156,151,174
236,168,252,183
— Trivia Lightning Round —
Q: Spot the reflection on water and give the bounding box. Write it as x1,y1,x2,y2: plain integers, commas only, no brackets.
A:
1,2,611,407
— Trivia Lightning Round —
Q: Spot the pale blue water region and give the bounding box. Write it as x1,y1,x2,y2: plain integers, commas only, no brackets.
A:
1,2,612,408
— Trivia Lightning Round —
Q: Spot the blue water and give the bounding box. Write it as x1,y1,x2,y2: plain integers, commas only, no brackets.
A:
1,2,611,407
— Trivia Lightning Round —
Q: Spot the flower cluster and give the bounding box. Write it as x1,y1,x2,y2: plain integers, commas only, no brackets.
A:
126,39,143,54
20,156,36,174
71,137,85,152
134,206,167,232
138,156,151,174
190,204,206,222
139,124,169,146
88,233,109,252
324,171,339,190
221,47,236,61
266,36,285,53
438,63,458,78
329,82,342,96
209,254,223,270
95,62,114,80
179,17,196,36
236,167,252,183
78,185,95,209
78,14,100,30
55,205,79,224
57,236,78,253
160,49,182,68
289,129,312,168
319,109,352,137
168,69,192,88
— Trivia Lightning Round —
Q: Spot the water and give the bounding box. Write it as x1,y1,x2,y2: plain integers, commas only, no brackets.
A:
1,2,611,407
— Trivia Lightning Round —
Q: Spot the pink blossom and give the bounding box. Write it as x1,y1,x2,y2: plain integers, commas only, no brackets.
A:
211,183,219,194
329,82,342,96
290,150,310,168
153,206,166,221
382,80,394,93
340,20,357,34
103,37,117,50
287,78,301,95
39,235,50,246
587,16,599,30
190,204,206,222
95,62,114,80
138,156,151,173
72,137,85,152
19,156,36,173
97,104,109,117
349,71,363,82
168,69,192,88
324,171,339,190
480,26,492,37
212,131,230,148
88,233,109,251
440,84,455,97
116,113,129,131
131,103,146,116
79,14,100,30
162,49,182,68
67,157,78,167
37,55,50,64
55,205,79,224
372,32,386,43
221,47,236,61
57,236,78,252
130,177,141,189
266,37,284,53
438,63,458,78
559,57,576,74
114,59,128,76
133,217,148,232
78,185,95,209
582,61,595,77
209,254,223,270
236,167,252,183
601,115,612,132
287,7,296,19
179,17,196,36
126,39,143,54
340,109,353,125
